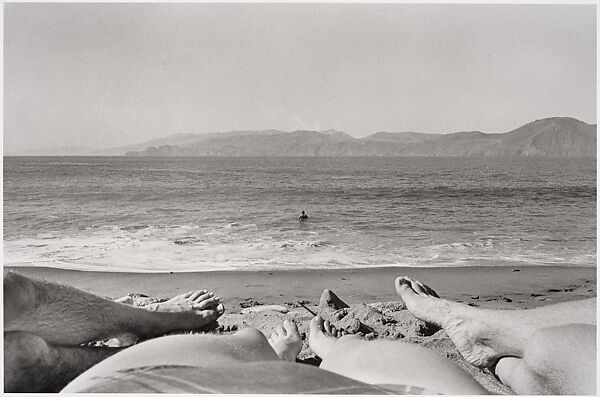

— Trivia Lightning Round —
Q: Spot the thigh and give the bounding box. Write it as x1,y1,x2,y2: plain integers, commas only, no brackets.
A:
496,324,596,395
320,336,488,395
526,324,595,394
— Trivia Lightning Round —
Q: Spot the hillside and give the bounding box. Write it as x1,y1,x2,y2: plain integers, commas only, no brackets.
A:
6,117,595,157
124,117,596,157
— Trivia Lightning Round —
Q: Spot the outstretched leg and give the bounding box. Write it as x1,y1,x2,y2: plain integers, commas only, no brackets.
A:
395,276,596,395
395,276,595,367
308,315,487,394
4,270,224,345
4,271,225,392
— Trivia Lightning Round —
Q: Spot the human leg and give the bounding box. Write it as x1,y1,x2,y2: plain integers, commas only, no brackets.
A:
4,270,224,345
4,331,121,392
494,324,596,395
395,276,595,367
395,276,597,395
309,316,488,395
4,270,225,392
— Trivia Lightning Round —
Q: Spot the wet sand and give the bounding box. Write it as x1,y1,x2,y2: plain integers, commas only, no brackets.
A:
9,265,596,311
6,265,596,394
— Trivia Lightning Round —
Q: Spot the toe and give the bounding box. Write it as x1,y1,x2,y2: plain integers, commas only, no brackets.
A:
276,324,286,337
192,292,213,303
310,315,324,334
409,278,428,296
412,280,439,297
324,320,332,335
193,296,220,310
395,276,412,294
423,283,440,298
331,324,341,337
414,280,427,295
283,319,299,336
188,290,206,301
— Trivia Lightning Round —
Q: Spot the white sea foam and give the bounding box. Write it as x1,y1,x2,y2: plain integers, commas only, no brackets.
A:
5,225,594,272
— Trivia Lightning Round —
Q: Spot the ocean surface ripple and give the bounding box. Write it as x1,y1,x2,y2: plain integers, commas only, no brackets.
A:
3,156,596,272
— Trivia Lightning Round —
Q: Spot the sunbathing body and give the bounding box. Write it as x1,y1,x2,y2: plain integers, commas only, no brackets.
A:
4,271,596,394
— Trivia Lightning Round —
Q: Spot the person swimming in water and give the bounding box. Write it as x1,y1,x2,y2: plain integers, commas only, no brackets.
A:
298,210,309,220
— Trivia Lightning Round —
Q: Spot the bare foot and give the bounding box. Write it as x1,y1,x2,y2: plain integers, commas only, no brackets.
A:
267,319,303,361
147,290,222,312
144,290,225,333
395,276,503,368
322,317,347,338
308,315,358,359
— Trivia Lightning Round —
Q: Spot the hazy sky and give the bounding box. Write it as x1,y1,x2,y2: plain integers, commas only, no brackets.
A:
3,3,597,152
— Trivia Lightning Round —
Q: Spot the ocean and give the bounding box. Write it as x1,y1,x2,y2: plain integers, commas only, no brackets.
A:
3,156,596,272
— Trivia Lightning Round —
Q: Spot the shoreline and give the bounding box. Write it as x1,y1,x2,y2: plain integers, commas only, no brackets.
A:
7,265,596,313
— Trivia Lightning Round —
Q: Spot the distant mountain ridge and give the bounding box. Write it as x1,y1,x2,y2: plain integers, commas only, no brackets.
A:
7,117,596,157
125,117,595,157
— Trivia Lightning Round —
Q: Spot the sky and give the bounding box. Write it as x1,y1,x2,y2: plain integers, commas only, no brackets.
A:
3,3,597,153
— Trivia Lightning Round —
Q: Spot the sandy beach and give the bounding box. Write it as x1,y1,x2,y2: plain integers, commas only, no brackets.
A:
10,265,596,311
7,265,596,394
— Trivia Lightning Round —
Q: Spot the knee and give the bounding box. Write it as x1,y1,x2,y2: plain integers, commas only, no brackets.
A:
234,327,270,347
4,332,57,392
3,271,38,324
230,327,280,361
5,331,55,361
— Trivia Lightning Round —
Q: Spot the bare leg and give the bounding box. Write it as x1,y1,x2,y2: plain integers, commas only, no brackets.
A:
4,271,224,392
495,324,596,395
309,316,488,395
4,332,121,392
4,270,224,345
395,276,597,395
395,276,595,367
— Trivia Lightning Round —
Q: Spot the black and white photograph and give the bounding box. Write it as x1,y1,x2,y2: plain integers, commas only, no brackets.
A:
3,2,597,394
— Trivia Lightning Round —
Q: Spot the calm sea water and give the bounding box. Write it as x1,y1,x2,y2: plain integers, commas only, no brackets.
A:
3,156,596,272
